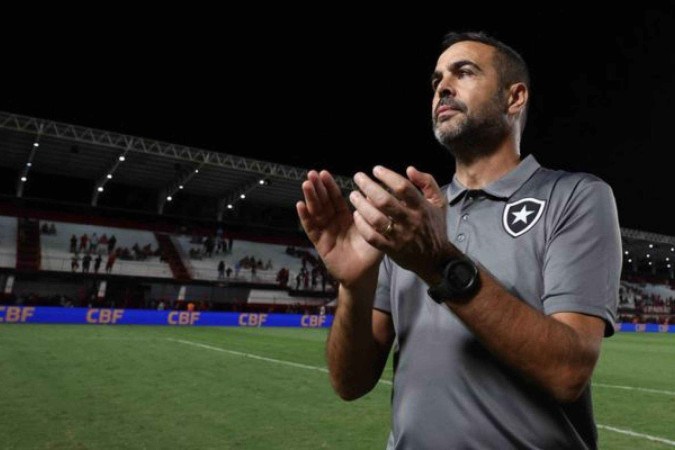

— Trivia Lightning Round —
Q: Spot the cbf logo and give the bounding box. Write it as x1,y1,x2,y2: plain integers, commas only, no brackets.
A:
503,198,546,237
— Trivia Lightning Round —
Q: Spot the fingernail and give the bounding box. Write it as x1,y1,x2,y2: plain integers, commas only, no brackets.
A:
373,165,383,174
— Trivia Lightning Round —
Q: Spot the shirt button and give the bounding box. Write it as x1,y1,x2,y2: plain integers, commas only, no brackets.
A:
457,234,465,242
462,214,469,221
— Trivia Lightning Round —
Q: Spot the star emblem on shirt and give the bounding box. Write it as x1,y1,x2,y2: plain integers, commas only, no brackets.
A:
503,198,546,238
511,205,535,224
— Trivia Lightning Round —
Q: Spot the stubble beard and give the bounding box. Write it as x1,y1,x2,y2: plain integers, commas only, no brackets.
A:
433,97,510,163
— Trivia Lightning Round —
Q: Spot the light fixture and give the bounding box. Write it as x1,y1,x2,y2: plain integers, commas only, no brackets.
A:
179,185,184,190
119,155,126,161
240,194,246,199
227,204,233,209
97,186,104,192
107,174,113,179
649,244,654,249
166,196,172,201
33,142,39,147
20,176,27,182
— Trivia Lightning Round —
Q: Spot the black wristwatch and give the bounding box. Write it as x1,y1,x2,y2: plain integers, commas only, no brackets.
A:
427,256,481,303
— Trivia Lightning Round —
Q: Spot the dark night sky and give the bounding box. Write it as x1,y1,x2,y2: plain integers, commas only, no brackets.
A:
5,6,675,235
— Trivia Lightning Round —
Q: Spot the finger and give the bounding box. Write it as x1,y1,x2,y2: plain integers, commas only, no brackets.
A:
406,166,447,208
353,172,407,221
296,201,322,246
320,170,349,214
372,165,423,207
308,170,331,210
349,190,391,234
353,210,388,250
301,179,323,216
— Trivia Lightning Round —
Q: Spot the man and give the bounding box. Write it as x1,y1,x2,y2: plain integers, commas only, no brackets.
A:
297,31,621,449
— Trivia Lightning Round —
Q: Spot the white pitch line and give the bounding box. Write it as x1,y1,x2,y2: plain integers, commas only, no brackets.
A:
170,338,675,445
597,425,675,447
168,338,393,386
594,382,675,397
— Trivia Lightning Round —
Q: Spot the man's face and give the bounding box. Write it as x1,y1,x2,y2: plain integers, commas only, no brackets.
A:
431,41,508,150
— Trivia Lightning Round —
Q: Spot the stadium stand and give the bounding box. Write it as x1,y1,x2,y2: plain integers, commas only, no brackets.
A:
0,111,671,322
40,220,172,278
0,215,17,268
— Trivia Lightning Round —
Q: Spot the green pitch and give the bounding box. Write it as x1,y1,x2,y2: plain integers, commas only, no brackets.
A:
1,325,673,449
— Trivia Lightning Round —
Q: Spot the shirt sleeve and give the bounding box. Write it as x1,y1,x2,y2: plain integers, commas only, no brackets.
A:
373,256,393,313
542,177,622,336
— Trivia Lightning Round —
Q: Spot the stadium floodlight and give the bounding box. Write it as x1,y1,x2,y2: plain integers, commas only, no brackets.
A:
647,254,651,258
649,244,654,248
624,250,629,255
33,142,39,147
166,196,172,201
97,186,104,192
240,194,246,199
628,258,632,263
259,179,266,185
667,257,671,262
107,174,113,179
27,162,32,167
194,169,199,173
227,204,233,209
648,261,653,266
20,176,27,182
119,155,126,161
668,264,672,268
179,185,184,189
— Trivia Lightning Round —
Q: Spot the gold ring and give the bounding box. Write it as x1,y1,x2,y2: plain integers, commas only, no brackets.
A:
381,218,394,237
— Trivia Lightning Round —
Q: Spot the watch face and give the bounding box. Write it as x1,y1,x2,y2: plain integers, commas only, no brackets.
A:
448,260,476,289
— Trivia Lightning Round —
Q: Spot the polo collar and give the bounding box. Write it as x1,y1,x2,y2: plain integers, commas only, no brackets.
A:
447,154,541,204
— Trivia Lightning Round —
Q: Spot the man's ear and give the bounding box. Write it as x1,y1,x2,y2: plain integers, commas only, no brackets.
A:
507,82,528,115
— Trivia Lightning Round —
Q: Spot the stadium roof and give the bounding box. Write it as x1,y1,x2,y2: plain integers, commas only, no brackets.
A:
0,111,355,218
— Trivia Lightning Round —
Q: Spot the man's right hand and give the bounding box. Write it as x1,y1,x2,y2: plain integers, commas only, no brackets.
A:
296,170,382,287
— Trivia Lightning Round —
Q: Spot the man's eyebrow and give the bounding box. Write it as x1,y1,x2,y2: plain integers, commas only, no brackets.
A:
431,60,484,83
449,60,483,72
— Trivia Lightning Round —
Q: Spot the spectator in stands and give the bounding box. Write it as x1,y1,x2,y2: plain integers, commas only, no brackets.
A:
70,234,77,253
48,223,56,235
297,32,621,449
71,254,80,272
41,222,49,234
108,235,117,254
228,236,233,252
90,233,99,253
226,267,233,278
94,254,102,273
79,233,88,252
105,251,117,274
218,260,225,279
82,254,92,273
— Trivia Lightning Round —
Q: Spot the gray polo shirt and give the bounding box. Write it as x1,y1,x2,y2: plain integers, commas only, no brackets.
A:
374,155,621,450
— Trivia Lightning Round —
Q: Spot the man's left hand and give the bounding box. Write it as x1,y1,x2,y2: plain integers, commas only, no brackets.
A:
349,165,458,285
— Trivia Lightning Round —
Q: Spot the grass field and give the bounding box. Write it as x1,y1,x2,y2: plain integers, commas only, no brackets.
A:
1,325,673,449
